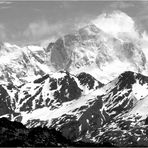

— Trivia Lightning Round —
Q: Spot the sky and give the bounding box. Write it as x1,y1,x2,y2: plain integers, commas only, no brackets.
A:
0,1,148,46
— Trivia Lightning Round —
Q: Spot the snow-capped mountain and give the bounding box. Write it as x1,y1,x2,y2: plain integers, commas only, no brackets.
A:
0,22,146,85
0,71,103,118
1,70,148,146
47,24,146,83
0,42,55,85
2,11,148,146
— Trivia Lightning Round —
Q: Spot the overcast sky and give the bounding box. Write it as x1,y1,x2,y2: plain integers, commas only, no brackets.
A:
0,1,148,46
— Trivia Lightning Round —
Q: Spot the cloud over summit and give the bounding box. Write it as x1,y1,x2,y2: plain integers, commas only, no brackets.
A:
23,20,64,41
91,11,140,40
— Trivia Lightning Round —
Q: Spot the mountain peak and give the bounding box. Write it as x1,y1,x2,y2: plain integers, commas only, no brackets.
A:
79,24,101,34
78,23,102,40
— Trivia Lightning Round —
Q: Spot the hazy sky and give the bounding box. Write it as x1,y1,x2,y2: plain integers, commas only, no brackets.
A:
0,1,148,46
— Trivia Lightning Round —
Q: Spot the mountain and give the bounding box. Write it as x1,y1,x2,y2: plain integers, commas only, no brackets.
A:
1,20,148,146
1,70,148,146
47,24,146,83
85,71,148,146
0,117,73,147
0,71,103,119
0,23,146,85
0,117,114,147
0,43,54,85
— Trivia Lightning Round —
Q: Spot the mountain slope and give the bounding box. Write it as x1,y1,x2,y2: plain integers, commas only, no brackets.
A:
0,43,54,85
0,117,115,147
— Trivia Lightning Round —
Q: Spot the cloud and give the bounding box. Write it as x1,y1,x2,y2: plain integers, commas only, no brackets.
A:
0,1,12,10
23,20,64,41
59,1,71,9
0,6,11,9
89,10,148,74
0,1,12,5
110,1,134,9
22,9,148,49
0,24,6,41
40,37,57,48
91,10,140,39
23,18,91,46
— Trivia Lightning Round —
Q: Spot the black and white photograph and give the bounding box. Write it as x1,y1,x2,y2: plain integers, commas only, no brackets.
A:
0,0,148,147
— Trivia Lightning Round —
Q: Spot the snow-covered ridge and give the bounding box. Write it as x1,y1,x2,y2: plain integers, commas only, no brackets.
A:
0,71,103,117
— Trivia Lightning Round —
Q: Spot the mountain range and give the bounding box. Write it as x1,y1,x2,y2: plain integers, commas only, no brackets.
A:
1,22,148,146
